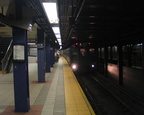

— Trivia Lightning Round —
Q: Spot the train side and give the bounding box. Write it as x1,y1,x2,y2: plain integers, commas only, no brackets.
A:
61,41,144,99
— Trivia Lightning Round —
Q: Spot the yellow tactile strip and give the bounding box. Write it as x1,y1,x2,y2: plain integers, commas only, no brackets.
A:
0,71,7,74
62,57,96,115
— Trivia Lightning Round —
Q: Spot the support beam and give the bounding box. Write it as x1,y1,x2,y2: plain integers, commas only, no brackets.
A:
13,27,30,112
118,44,123,85
95,47,98,70
104,46,108,77
50,47,54,67
45,38,51,72
37,28,45,82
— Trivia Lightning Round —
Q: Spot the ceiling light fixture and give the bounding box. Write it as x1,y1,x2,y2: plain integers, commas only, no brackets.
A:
42,2,62,49
42,2,59,24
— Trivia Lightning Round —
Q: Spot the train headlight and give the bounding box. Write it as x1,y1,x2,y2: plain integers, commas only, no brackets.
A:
71,63,78,71
91,64,95,68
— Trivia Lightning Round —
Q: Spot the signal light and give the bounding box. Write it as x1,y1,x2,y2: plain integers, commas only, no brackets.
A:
76,43,78,45
88,43,91,45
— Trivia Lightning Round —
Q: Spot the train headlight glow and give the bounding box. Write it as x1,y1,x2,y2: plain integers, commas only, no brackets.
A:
71,63,78,71
91,64,95,68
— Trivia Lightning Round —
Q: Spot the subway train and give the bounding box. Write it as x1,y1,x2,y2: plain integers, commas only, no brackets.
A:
61,42,96,74
61,41,144,99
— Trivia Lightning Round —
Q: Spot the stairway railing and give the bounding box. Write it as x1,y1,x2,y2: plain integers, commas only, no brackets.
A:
1,40,13,73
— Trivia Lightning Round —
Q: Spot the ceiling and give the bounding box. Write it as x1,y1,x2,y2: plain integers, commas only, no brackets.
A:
0,0,59,48
0,0,144,49
58,0,144,48
0,0,36,39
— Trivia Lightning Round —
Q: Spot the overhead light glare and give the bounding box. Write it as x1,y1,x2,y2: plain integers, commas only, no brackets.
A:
71,37,76,39
28,24,33,31
56,35,60,38
52,27,60,34
42,2,59,24
52,27,62,45
52,27,61,39
89,22,95,24
89,16,95,18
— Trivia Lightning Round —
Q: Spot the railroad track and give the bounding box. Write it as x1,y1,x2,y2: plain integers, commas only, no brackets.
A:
75,73,144,115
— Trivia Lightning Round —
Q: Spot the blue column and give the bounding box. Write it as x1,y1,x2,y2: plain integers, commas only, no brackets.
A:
45,38,51,72
53,47,56,64
50,47,54,67
37,28,45,82
13,27,30,112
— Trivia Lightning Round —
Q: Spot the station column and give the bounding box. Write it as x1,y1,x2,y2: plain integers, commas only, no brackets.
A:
118,44,123,85
13,27,30,112
50,46,55,67
95,47,99,70
104,46,108,77
45,37,51,72
37,28,45,82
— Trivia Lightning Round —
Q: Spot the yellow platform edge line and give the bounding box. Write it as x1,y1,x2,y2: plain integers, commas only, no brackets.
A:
69,67,96,115
62,57,96,115
0,71,7,74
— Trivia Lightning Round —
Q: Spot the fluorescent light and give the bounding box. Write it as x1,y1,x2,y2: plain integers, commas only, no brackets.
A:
28,24,33,31
59,46,62,49
43,2,62,49
52,27,62,45
52,27,60,34
57,39,61,43
56,35,61,38
42,2,59,24
52,27,61,39
57,39,62,45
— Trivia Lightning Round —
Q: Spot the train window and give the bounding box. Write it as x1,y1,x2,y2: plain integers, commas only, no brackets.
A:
131,43,142,69
101,48,104,58
123,45,130,66
89,48,95,54
112,46,117,60
108,46,111,59
98,48,101,58
80,48,86,56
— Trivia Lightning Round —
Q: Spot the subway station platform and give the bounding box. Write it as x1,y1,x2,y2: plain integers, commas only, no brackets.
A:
0,57,95,115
